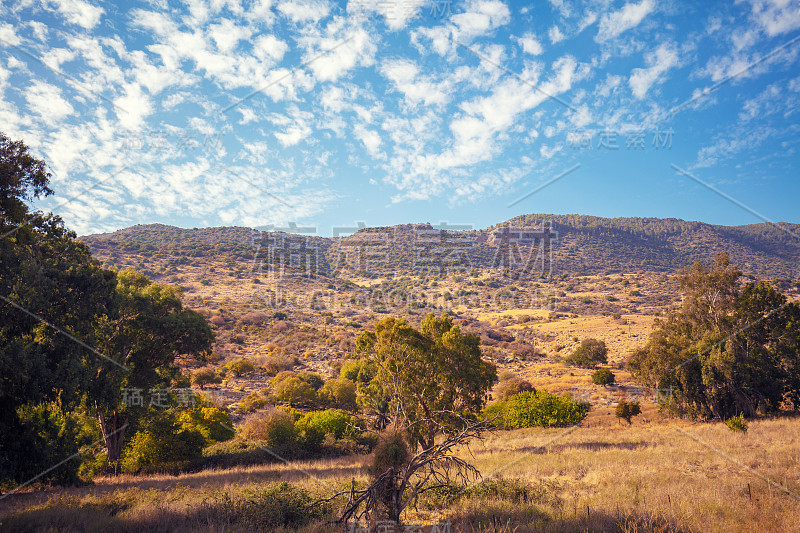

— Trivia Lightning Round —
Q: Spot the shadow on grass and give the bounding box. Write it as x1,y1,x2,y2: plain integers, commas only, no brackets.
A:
520,440,649,454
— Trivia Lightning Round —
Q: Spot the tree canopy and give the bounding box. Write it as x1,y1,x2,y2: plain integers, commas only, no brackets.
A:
355,313,496,450
628,253,800,419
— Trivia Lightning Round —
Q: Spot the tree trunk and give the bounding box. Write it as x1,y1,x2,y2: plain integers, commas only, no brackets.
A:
97,408,128,469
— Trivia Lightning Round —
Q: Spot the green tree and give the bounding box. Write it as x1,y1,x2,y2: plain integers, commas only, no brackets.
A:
0,133,117,484
564,338,608,367
91,270,214,467
628,253,800,419
591,368,615,386
355,313,496,450
615,400,641,425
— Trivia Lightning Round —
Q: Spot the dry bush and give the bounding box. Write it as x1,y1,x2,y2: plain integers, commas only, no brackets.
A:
242,311,268,324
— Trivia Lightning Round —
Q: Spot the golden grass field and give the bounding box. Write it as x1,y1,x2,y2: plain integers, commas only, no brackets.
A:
2,415,798,532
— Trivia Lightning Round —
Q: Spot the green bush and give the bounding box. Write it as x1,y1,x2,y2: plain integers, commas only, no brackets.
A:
237,391,268,414
615,400,642,425
296,371,324,390
500,390,589,428
225,358,255,376
240,408,296,454
296,409,363,441
177,406,235,444
370,432,410,476
339,359,374,384
319,378,357,410
591,368,615,386
273,376,317,407
564,338,608,368
120,412,205,474
725,413,748,433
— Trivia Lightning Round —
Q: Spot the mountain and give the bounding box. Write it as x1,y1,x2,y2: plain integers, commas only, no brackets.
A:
80,215,800,281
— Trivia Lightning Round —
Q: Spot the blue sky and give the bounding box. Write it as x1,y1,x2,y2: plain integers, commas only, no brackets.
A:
1,0,799,236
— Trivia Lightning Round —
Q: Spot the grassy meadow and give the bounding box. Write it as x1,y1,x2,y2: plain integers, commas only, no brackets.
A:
2,415,798,532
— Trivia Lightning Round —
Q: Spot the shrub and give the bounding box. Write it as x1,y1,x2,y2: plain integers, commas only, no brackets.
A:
564,338,608,368
242,311,268,324
192,367,222,389
263,354,296,375
226,358,255,376
240,408,297,454
615,400,642,425
238,391,268,414
495,377,534,401
591,368,615,386
296,409,363,441
501,390,589,428
272,311,288,320
320,378,358,411
274,377,317,407
120,412,205,474
726,413,748,433
209,482,325,529
296,371,324,390
177,406,235,444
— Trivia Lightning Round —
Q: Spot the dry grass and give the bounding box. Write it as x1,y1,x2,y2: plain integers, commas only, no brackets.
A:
2,416,798,532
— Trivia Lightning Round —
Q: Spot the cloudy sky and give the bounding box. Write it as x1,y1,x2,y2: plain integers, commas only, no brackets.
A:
1,0,799,236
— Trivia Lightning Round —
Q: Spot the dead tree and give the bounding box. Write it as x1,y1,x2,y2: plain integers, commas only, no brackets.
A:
323,416,489,530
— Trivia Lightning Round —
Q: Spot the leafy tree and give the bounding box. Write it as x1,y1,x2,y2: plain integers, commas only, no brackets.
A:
615,400,641,425
564,338,608,367
0,134,117,484
355,314,496,450
91,270,214,467
628,253,800,418
592,368,615,386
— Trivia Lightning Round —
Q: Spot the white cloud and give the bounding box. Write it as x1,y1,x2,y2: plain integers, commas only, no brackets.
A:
301,20,376,82
548,25,565,44
353,123,382,157
629,43,678,99
347,0,426,31
516,33,544,55
0,23,22,46
45,0,104,29
596,0,655,42
272,106,314,146
25,81,74,121
747,0,800,36
380,59,450,106
253,34,289,62
114,83,153,129
411,0,510,55
208,19,252,52
277,0,331,23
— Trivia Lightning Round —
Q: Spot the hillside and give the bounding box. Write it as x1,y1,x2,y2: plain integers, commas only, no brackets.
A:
81,215,800,280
